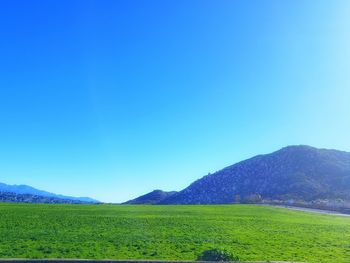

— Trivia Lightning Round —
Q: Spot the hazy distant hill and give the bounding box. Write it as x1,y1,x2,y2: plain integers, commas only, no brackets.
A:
0,183,99,203
0,191,93,204
124,190,177,204
160,145,350,204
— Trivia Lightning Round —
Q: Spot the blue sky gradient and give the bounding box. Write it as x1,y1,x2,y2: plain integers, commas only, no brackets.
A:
1,0,350,202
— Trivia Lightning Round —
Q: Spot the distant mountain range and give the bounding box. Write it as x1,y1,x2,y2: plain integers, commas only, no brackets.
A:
126,145,350,206
0,191,97,204
0,183,99,204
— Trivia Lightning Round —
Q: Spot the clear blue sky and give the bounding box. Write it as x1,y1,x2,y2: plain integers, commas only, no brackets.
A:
0,1,350,202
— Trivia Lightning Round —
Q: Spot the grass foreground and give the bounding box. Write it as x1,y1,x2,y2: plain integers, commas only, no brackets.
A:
0,203,349,263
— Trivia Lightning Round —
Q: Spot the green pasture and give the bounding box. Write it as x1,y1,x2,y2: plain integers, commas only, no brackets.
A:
0,203,349,262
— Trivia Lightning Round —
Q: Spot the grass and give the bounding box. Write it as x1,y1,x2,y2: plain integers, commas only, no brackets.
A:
0,203,349,262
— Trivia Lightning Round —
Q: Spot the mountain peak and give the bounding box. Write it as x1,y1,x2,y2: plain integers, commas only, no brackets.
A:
280,145,316,151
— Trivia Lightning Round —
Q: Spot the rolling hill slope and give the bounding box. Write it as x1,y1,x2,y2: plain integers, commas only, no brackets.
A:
124,190,177,204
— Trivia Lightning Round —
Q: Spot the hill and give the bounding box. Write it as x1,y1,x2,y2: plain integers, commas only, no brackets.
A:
122,145,350,206
124,190,177,204
160,145,350,205
0,183,99,203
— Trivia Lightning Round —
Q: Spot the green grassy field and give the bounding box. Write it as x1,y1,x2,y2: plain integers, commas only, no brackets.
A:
0,203,349,262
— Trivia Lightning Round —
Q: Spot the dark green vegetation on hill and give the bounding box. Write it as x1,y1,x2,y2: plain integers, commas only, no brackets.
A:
0,203,349,263
155,145,350,205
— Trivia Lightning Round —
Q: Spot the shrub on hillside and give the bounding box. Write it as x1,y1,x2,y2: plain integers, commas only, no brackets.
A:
197,249,240,261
